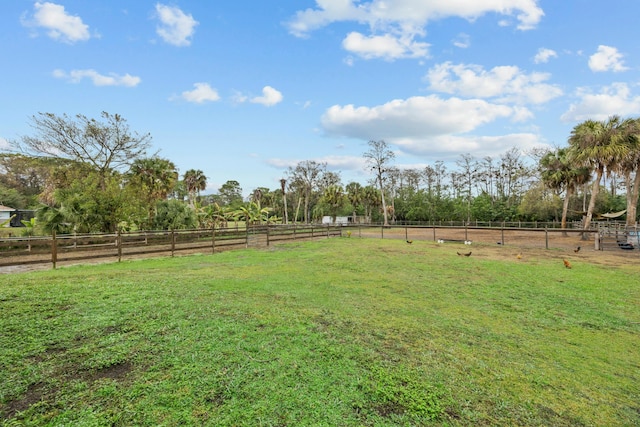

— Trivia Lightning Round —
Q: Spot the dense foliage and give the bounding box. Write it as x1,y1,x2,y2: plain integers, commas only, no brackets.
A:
1,113,639,234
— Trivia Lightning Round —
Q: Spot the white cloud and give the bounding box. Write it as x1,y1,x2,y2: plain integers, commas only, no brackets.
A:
267,155,366,172
231,91,249,104
155,4,198,47
394,133,547,158
52,69,141,87
561,83,640,122
452,33,470,49
250,86,283,106
175,83,220,103
287,1,542,62
588,45,628,72
321,95,514,141
318,94,551,159
342,31,429,60
426,62,562,104
22,2,90,43
287,0,544,37
533,47,557,64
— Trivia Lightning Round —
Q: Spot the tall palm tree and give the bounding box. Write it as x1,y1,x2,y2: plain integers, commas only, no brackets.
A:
183,169,207,208
361,185,381,224
345,181,363,223
568,116,633,231
540,148,591,234
617,118,640,226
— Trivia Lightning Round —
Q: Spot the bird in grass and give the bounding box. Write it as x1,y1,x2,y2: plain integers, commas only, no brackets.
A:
406,240,413,244
457,251,472,257
464,240,472,245
574,246,581,253
516,253,522,259
563,259,572,269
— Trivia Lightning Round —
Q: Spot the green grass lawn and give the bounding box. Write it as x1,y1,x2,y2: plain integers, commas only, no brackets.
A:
1,238,639,426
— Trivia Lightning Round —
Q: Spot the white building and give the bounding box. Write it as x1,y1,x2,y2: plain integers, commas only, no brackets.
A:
321,216,350,225
0,205,15,227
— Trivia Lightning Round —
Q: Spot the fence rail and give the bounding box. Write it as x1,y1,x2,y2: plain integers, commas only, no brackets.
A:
1,222,636,271
0,225,343,269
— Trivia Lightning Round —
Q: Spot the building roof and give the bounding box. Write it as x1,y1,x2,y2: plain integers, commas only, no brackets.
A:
0,205,15,211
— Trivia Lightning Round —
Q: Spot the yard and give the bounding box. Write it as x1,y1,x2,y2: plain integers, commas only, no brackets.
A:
1,238,639,425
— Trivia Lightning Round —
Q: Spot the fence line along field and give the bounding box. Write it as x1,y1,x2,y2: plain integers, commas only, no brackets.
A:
1,223,638,273
0,224,342,271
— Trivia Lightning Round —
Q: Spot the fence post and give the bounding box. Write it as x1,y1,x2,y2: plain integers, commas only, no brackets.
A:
381,225,384,239
50,230,58,269
171,230,175,256
545,226,549,249
293,224,297,240
405,226,408,241
267,225,271,246
117,230,122,262
465,224,468,242
433,227,436,241
212,227,216,254
501,226,505,245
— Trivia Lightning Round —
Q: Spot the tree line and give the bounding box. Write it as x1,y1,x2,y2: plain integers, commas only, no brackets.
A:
1,112,639,235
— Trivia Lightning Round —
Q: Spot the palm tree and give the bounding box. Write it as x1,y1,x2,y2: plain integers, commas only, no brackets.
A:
568,116,633,231
128,157,178,226
184,169,207,208
540,148,591,234
361,185,381,224
251,188,263,209
322,184,345,223
345,181,363,223
617,118,640,226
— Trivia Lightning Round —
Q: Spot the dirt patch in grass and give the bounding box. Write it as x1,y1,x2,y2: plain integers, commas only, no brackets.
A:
1,360,134,419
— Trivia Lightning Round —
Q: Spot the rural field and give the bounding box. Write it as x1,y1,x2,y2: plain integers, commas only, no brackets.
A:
0,237,639,426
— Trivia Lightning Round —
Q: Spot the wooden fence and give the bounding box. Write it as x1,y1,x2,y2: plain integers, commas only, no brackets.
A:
0,224,343,270
1,222,635,271
350,224,596,249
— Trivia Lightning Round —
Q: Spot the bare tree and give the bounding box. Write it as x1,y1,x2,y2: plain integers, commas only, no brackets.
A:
456,153,478,223
14,112,153,180
287,160,327,223
363,140,395,226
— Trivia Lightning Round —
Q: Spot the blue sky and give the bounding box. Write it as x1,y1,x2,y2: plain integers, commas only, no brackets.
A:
1,1,639,196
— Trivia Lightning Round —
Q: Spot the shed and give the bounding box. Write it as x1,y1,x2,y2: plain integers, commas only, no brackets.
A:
321,216,350,225
0,205,15,227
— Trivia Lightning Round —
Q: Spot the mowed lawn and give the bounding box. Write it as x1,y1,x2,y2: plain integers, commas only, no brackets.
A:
1,238,639,426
